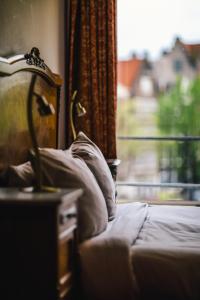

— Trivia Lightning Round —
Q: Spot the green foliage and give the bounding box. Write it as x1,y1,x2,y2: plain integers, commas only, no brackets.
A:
117,98,137,136
158,77,200,136
157,77,200,189
117,98,156,160
117,98,137,159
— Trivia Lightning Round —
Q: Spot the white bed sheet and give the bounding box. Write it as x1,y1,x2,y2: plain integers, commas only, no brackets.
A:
131,204,200,300
79,202,200,300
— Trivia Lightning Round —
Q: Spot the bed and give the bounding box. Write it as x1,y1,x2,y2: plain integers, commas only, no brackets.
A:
0,50,200,300
79,202,200,300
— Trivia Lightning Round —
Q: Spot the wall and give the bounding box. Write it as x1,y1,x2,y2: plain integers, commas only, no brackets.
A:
0,0,66,147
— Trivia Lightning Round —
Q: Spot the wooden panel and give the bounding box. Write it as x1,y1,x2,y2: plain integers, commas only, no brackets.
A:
0,50,62,168
0,203,58,300
0,188,80,300
59,238,73,277
59,238,74,300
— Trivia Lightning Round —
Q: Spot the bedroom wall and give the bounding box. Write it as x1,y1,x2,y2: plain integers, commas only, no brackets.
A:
0,0,66,148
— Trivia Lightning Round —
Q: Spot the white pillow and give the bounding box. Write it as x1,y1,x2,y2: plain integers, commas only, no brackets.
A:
39,148,108,242
70,132,116,221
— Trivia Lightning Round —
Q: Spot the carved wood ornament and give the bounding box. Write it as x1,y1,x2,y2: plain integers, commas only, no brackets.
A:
25,47,45,69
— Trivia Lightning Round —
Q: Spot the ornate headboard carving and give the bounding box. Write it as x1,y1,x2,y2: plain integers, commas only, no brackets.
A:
0,47,62,169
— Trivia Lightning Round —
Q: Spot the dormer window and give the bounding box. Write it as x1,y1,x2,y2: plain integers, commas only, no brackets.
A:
173,59,183,72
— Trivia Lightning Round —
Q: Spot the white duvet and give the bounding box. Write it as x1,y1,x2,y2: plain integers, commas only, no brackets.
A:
79,203,200,300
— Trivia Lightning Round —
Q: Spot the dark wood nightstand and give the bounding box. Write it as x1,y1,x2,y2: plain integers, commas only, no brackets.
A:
0,188,82,300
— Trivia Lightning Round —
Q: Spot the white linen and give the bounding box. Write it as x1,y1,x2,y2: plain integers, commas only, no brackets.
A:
79,203,200,300
135,204,200,246
131,205,200,300
79,202,147,300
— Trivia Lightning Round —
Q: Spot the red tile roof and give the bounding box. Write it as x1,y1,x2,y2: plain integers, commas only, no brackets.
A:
183,43,200,58
117,58,143,89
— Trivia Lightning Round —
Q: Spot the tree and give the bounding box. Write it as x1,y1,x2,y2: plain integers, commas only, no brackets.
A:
158,77,200,199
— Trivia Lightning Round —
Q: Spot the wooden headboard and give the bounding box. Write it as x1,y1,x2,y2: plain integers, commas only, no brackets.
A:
0,47,62,169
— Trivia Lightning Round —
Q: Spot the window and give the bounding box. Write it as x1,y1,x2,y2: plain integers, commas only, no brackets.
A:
173,59,183,72
117,0,200,203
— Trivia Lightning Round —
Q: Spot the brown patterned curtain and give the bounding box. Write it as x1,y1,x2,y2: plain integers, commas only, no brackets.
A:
66,0,117,159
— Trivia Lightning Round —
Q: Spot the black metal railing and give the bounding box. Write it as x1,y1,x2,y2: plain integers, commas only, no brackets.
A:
118,136,200,141
116,135,200,201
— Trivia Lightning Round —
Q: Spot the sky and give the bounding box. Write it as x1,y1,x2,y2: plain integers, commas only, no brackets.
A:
117,0,200,60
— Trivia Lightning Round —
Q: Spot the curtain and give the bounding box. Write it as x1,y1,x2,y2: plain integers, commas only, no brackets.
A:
66,0,117,159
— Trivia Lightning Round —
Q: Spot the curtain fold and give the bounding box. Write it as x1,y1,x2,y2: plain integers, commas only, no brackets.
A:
66,0,117,159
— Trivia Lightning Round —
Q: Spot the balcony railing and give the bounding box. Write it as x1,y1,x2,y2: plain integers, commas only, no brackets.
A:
116,135,200,202
118,135,200,141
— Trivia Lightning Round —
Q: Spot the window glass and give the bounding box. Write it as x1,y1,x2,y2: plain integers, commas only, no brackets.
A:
117,0,200,203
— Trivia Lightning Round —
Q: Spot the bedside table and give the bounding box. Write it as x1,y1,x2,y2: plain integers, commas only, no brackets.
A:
0,188,82,300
